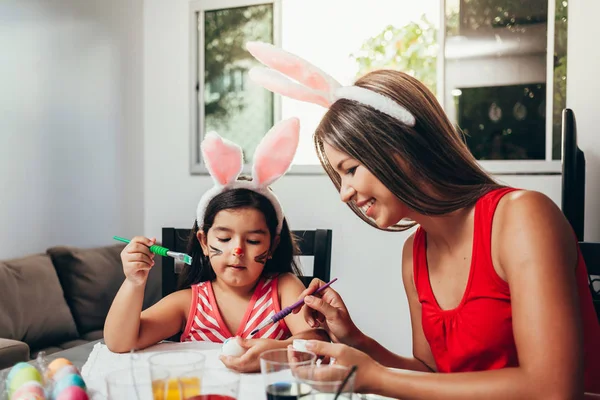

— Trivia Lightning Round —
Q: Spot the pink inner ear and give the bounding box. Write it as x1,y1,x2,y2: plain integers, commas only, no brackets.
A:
249,67,332,108
253,118,300,186
201,133,243,186
246,41,340,94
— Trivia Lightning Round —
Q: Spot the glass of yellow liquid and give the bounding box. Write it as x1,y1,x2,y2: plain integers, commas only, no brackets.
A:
152,375,202,400
177,368,240,400
148,351,206,400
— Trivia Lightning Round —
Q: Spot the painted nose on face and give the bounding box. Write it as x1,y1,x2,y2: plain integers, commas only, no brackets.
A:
232,247,244,258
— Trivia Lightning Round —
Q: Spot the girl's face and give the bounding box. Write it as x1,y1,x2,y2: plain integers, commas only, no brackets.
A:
198,207,277,289
323,141,409,229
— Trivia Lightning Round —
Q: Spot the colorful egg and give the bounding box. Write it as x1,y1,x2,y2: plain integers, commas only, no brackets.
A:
8,365,43,396
56,386,89,400
7,362,34,383
45,358,73,380
52,365,80,382
52,374,86,399
10,381,45,400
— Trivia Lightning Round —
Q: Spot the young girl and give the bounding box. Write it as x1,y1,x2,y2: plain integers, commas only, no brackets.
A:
246,42,600,397
104,118,328,372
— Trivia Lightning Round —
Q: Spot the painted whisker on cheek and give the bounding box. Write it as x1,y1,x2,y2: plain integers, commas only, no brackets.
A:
254,249,269,264
209,245,223,258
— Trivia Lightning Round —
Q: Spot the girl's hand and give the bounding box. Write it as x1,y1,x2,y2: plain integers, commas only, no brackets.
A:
219,337,283,373
304,340,381,393
120,236,155,286
293,279,365,346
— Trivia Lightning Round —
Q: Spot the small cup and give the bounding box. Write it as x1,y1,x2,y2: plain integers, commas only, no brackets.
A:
260,348,316,399
105,366,165,400
177,368,241,400
297,364,356,400
147,350,206,399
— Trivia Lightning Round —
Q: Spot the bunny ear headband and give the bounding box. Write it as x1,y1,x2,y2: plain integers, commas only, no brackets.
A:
197,117,300,234
245,41,416,127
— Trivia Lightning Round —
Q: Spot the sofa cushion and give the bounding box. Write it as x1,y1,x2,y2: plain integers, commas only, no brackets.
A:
58,339,89,350
0,339,30,370
81,330,103,341
0,254,79,351
30,346,63,359
47,244,161,335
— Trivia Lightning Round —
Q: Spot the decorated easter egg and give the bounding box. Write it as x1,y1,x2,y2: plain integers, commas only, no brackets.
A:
8,365,42,396
56,386,89,400
10,381,45,400
46,358,73,380
221,337,245,357
293,339,308,352
7,362,32,383
52,365,80,382
52,374,86,399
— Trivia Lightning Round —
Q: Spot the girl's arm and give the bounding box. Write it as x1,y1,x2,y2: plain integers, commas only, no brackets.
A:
104,237,192,353
306,191,585,399
104,282,191,353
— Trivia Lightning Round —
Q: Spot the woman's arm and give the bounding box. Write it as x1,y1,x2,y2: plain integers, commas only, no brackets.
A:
279,272,333,342
306,191,585,399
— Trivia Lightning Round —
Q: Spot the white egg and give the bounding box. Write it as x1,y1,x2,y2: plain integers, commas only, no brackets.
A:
221,337,245,357
293,339,308,352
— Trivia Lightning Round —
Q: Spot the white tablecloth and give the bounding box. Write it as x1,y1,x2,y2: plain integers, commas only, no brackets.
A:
81,341,266,400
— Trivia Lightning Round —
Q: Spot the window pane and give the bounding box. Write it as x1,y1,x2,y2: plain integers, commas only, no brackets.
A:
444,0,564,161
281,0,439,165
201,4,273,164
457,84,546,160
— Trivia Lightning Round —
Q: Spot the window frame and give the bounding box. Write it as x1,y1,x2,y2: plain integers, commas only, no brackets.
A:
189,0,284,175
437,0,561,175
190,0,562,176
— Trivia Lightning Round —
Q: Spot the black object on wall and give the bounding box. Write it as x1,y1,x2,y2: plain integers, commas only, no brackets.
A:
561,108,586,241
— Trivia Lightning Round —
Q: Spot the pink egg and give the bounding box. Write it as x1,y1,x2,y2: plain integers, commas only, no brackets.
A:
11,381,45,400
56,386,89,400
53,365,80,382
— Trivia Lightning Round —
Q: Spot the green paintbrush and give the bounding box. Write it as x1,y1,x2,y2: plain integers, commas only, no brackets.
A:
113,236,193,265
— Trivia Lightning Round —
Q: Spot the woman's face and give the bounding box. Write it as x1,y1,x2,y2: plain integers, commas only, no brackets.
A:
323,141,409,228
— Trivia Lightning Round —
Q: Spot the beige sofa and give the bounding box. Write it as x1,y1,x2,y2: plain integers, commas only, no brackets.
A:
0,244,161,370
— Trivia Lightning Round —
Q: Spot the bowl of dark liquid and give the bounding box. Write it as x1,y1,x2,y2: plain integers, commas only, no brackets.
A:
260,348,317,400
266,381,313,400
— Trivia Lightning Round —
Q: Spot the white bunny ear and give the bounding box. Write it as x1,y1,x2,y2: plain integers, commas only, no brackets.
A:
249,67,333,108
252,117,300,187
201,132,243,186
246,41,341,107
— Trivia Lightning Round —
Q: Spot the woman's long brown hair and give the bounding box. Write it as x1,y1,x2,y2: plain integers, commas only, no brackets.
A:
314,69,503,231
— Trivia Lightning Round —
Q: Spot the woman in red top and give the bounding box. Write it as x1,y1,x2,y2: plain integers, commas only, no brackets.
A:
247,43,600,398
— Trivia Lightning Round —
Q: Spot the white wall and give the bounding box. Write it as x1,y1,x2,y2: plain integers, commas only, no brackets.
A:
0,0,144,259
566,0,600,242
143,0,565,355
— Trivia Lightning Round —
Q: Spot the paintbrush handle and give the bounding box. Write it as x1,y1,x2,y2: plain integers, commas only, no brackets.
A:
113,236,170,257
273,277,339,322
